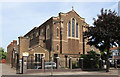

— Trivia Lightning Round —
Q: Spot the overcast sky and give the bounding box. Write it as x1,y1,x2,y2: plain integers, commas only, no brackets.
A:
1,1,119,51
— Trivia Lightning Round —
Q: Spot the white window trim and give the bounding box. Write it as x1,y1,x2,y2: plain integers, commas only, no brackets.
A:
67,18,79,40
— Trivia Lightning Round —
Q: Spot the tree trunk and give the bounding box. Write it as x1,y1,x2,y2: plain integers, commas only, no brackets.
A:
106,47,110,72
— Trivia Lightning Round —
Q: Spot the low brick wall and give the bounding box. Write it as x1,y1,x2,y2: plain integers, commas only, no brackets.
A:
26,68,82,74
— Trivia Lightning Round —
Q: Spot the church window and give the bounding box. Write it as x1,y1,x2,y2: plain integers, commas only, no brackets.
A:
46,25,50,39
36,32,39,37
57,28,59,37
68,21,71,37
72,18,75,37
76,23,78,38
40,29,43,36
57,45,59,51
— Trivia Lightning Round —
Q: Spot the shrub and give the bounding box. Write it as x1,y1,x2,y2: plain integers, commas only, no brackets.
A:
72,62,79,69
80,50,100,69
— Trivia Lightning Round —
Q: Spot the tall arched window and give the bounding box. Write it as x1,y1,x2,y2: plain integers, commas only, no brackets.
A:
57,28,59,37
72,18,75,37
40,29,43,36
47,28,50,39
57,45,59,51
76,23,78,38
68,21,71,37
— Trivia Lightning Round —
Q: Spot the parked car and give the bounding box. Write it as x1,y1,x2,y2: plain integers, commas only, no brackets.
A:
34,63,41,69
36,66,42,69
45,62,56,69
36,62,57,69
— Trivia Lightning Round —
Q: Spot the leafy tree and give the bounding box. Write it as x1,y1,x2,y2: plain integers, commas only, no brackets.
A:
80,50,100,69
101,49,112,60
85,8,120,72
0,47,6,60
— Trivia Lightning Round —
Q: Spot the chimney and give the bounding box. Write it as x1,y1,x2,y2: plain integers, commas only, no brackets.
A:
13,40,17,44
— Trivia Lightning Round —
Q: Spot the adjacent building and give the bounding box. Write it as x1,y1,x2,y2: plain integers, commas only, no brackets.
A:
6,40,18,67
109,47,120,63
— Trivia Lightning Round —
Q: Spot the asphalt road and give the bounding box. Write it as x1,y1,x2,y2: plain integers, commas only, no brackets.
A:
1,75,119,77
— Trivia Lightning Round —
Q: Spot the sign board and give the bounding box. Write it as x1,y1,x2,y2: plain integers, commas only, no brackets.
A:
23,52,29,56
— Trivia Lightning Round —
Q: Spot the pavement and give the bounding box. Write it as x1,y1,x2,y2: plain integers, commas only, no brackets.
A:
1,63,120,77
0,63,16,76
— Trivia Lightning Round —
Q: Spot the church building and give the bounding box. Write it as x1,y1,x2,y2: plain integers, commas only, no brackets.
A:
6,7,99,67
